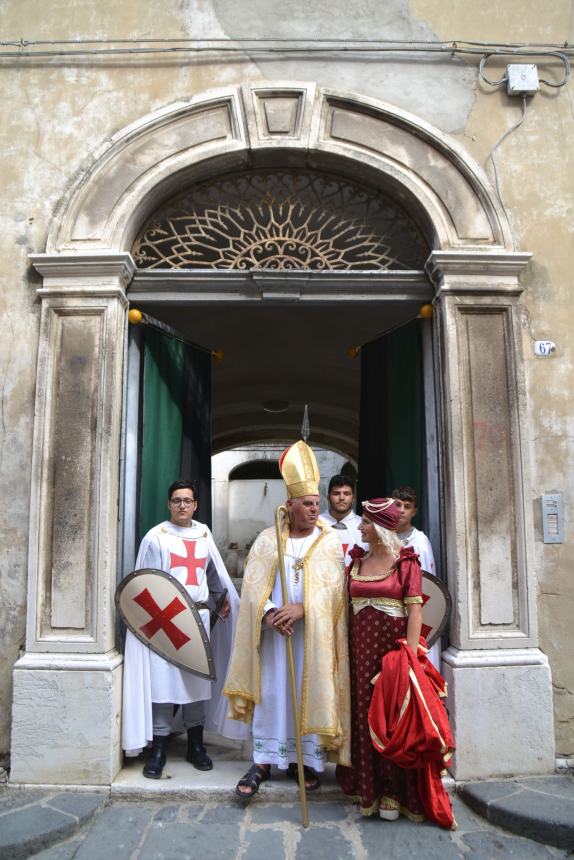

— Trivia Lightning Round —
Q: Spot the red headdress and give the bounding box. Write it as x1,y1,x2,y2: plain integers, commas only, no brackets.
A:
362,498,401,531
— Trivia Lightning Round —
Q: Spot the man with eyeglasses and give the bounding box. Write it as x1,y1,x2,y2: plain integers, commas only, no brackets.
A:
122,480,246,779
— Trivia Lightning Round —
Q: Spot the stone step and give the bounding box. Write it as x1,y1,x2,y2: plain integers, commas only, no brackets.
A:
113,732,345,802
113,759,345,802
0,789,106,860
113,732,456,803
459,776,574,852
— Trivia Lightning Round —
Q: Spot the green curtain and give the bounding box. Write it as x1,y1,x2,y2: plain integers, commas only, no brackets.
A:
139,327,188,540
357,318,425,526
179,338,212,526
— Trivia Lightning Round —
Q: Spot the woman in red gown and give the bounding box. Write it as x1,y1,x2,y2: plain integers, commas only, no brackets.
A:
336,498,425,821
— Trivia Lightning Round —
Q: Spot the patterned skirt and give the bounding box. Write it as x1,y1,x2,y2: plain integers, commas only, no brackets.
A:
336,607,424,818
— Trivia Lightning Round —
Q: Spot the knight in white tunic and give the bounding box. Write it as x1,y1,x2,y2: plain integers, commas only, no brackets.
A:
320,474,365,566
122,479,247,779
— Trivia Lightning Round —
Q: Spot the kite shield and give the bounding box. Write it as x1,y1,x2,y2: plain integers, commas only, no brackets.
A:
116,568,216,680
421,572,452,648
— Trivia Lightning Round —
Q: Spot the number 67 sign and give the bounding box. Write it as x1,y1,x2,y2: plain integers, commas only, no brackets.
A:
534,340,556,356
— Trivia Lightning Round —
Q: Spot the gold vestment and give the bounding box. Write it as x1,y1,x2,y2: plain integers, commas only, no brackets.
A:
223,519,351,765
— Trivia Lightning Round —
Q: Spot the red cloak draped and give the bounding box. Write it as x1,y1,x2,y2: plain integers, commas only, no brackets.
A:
368,639,456,830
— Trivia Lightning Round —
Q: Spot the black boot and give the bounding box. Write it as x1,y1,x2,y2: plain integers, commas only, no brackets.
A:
186,725,213,771
143,735,168,779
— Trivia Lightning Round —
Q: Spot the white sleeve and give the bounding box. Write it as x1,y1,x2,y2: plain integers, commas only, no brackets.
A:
416,532,435,575
134,532,163,570
262,598,277,616
202,525,250,740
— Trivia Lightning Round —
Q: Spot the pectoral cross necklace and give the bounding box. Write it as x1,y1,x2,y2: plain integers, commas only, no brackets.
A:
288,534,313,584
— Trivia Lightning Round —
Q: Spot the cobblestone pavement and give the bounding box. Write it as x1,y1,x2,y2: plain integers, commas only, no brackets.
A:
26,794,570,860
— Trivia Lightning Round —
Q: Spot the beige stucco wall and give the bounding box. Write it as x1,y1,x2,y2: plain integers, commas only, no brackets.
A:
409,4,574,757
0,0,572,762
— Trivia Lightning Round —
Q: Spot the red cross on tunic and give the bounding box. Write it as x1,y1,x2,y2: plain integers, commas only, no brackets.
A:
134,588,190,650
170,539,206,586
342,543,349,559
421,591,432,640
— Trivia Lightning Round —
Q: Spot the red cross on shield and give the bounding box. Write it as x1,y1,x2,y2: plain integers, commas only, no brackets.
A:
134,588,191,651
421,592,433,640
421,572,452,647
115,568,216,679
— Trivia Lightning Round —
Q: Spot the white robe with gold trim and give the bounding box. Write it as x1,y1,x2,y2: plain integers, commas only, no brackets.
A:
224,521,351,767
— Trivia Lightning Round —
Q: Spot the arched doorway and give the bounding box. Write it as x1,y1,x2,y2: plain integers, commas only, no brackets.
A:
11,83,555,786
121,165,435,566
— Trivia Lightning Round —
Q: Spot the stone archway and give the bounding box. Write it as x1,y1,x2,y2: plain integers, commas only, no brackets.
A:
11,83,554,785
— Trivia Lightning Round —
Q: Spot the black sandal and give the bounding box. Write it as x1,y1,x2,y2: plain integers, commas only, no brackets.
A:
286,763,320,791
235,763,270,800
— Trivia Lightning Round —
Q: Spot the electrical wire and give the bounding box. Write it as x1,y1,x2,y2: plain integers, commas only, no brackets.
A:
487,96,530,212
479,55,508,87
0,37,572,47
538,53,571,86
480,52,571,88
0,37,573,62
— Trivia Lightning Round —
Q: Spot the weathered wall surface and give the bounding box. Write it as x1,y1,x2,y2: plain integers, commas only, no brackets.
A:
0,0,572,760
408,3,574,756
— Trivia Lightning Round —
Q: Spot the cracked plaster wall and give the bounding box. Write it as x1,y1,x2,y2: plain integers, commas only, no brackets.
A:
0,0,573,760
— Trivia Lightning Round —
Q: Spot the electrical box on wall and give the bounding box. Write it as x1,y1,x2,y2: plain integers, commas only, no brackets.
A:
541,493,564,544
507,64,539,96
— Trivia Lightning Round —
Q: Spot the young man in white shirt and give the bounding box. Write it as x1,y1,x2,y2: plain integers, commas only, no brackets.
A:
392,485,441,670
392,485,435,575
320,475,364,566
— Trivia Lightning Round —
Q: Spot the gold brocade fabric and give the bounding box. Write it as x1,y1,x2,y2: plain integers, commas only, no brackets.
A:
223,520,351,765
351,596,407,616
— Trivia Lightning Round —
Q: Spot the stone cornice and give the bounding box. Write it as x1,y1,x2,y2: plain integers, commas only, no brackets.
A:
129,268,432,303
426,249,532,293
29,252,136,296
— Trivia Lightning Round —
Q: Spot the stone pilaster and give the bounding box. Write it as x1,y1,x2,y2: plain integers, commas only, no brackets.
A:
428,250,555,778
10,253,134,784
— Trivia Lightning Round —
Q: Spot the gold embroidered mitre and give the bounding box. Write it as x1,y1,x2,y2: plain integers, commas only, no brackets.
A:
279,440,320,498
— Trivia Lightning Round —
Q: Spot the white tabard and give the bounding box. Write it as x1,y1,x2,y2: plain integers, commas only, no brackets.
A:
252,529,328,772
319,511,365,567
122,519,248,755
398,525,441,670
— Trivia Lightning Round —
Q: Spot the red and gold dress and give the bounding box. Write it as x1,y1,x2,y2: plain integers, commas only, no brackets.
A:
336,546,424,818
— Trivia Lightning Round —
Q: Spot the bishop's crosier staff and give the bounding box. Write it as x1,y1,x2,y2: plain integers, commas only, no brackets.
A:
274,503,309,828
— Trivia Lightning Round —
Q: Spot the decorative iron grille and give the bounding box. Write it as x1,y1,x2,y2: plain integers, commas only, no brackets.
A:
132,170,428,270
